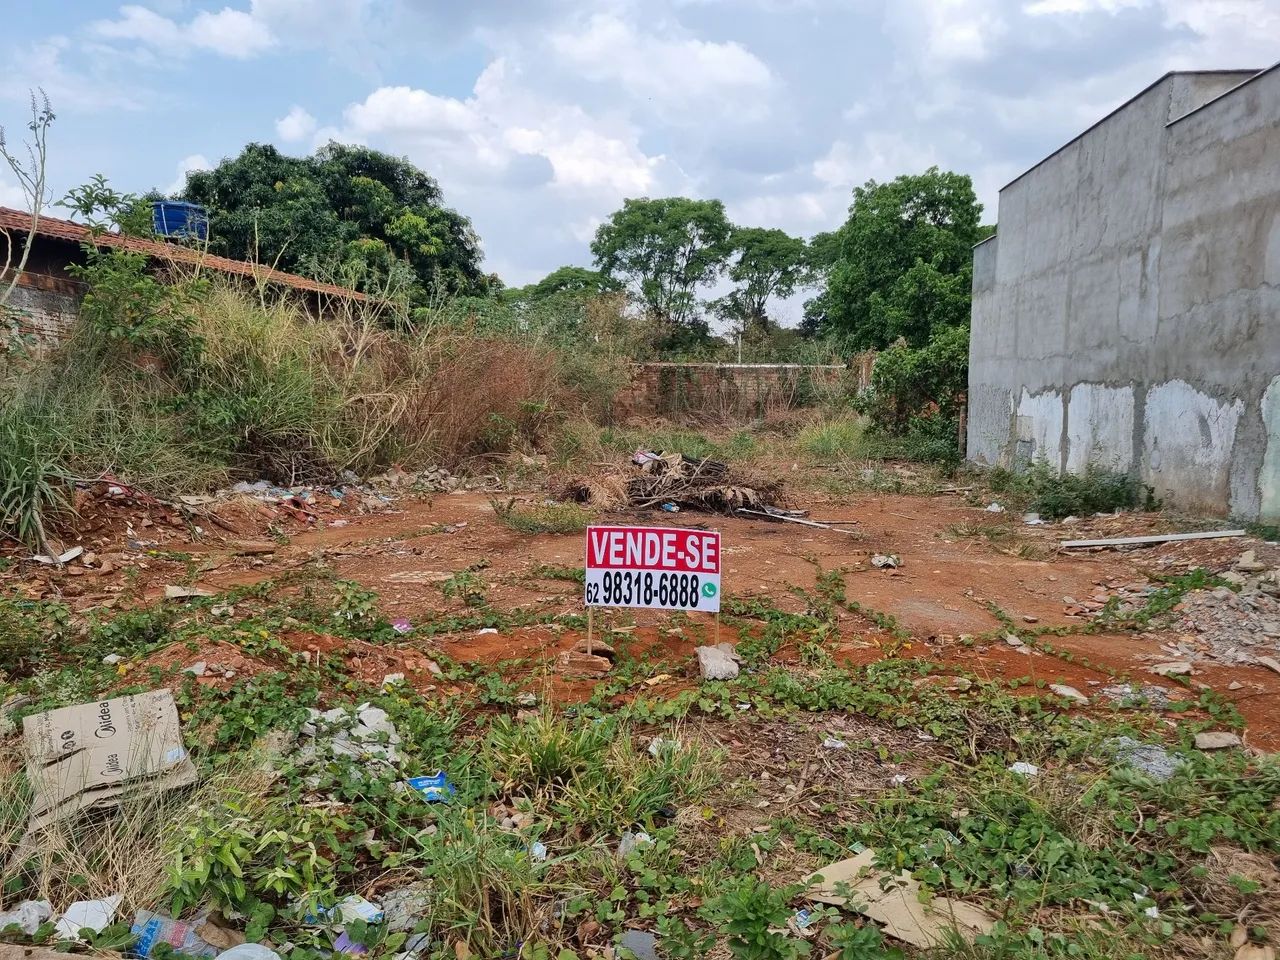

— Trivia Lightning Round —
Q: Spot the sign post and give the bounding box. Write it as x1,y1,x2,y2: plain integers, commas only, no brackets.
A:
583,526,722,651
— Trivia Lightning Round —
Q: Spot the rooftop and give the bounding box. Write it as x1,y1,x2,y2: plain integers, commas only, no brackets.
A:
0,206,369,302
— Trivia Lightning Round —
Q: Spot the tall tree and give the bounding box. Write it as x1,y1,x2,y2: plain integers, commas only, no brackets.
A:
717,226,810,338
590,197,733,343
820,167,982,349
180,142,486,298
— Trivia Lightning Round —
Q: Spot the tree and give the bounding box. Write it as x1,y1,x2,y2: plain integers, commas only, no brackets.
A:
180,142,485,299
716,226,809,343
819,167,982,349
0,89,54,310
518,265,615,300
590,197,733,344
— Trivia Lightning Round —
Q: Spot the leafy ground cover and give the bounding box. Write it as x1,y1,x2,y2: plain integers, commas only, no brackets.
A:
1,556,1275,960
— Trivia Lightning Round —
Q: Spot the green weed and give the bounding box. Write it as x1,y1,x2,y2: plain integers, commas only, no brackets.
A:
492,498,594,535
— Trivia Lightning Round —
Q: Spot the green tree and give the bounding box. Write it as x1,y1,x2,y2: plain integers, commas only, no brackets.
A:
719,226,809,338
820,167,982,349
180,142,485,299
590,197,733,345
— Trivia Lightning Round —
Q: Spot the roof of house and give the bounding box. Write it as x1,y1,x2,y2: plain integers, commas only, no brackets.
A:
0,206,369,301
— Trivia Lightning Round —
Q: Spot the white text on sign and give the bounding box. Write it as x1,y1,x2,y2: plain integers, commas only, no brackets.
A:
583,526,721,613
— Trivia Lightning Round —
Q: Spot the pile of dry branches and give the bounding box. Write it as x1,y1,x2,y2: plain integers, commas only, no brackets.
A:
561,452,781,514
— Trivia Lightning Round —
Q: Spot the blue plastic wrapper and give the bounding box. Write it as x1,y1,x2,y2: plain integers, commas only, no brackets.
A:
404,771,455,801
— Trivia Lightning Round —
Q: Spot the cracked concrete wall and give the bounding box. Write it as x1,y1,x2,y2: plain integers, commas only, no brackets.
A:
968,68,1280,519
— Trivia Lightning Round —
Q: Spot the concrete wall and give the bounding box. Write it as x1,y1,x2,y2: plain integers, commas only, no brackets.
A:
1,270,83,349
968,67,1280,519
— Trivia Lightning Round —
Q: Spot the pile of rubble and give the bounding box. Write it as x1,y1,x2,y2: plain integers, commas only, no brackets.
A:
562,449,781,514
1160,550,1280,670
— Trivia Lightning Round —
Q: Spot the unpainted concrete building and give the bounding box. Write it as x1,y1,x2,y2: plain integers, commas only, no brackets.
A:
967,65,1280,519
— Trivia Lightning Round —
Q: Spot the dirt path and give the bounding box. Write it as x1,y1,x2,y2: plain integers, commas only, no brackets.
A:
11,488,1280,748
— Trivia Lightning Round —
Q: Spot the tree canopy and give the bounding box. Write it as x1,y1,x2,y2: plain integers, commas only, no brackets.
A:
590,197,733,345
815,167,983,349
715,226,811,339
179,142,486,299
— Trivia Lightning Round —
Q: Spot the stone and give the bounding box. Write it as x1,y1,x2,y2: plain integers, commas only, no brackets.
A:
619,930,658,960
1049,683,1089,704
1235,550,1267,573
556,651,611,678
1149,661,1193,676
184,661,208,677
1105,736,1184,782
1194,731,1242,750
695,645,740,681
1003,633,1025,648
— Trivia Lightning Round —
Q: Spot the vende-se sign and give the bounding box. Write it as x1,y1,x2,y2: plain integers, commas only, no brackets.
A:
584,525,721,613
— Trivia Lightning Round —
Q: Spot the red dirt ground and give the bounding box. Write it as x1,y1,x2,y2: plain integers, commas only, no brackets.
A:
8,487,1279,749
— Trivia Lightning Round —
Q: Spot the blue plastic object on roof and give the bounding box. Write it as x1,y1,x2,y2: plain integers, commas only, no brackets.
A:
151,200,208,241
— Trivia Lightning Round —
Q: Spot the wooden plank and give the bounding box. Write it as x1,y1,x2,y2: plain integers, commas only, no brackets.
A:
736,509,858,534
1059,529,1246,549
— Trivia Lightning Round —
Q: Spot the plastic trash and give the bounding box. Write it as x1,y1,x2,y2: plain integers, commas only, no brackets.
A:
619,830,652,857
55,895,122,940
391,617,412,634
215,945,281,960
661,502,680,513
404,771,455,802
985,502,1005,513
0,899,51,935
334,930,368,955
1008,762,1039,777
132,909,219,958
529,841,549,862
822,737,848,750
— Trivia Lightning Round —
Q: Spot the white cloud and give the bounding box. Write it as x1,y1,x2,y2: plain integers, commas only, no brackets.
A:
547,13,774,113
92,3,274,60
0,175,27,210
275,105,318,142
166,153,211,195
1024,0,1148,13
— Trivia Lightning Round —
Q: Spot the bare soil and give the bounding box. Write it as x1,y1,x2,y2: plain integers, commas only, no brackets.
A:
8,486,1280,750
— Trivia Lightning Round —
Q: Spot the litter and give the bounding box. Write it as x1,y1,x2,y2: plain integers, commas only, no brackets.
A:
1060,530,1246,549
871,554,901,569
647,736,680,758
985,503,1005,513
32,546,84,565
23,691,196,830
806,850,996,947
132,910,219,958
476,627,498,635
54,895,122,941
565,450,779,514
737,508,858,535
333,931,367,955
529,841,549,862
214,945,281,960
822,737,848,750
391,618,412,634
404,771,455,802
661,502,680,513
1023,512,1046,525
1008,762,1039,777
302,704,402,764
619,830,652,857
0,900,51,935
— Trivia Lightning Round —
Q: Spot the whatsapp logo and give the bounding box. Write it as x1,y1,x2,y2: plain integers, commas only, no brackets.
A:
701,582,718,598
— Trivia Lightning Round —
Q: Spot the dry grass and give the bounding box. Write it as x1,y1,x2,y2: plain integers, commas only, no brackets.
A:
0,737,275,914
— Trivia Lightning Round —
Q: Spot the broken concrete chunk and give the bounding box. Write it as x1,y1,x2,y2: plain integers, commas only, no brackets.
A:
1194,731,1242,750
1003,633,1024,648
1049,684,1089,704
871,554,901,569
1149,661,1193,676
806,850,996,948
695,645,740,681
1235,550,1267,573
618,930,658,960
184,661,208,677
556,651,612,678
165,585,215,601
1105,736,1184,782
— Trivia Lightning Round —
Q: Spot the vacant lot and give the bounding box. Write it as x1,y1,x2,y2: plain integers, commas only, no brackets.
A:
1,448,1277,960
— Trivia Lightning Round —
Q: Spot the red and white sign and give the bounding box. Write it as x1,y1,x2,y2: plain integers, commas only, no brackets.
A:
584,525,721,613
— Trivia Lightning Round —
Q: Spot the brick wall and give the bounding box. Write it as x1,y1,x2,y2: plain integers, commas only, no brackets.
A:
611,362,865,423
1,270,84,352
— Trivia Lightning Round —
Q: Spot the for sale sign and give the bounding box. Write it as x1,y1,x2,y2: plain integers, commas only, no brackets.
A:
584,525,721,613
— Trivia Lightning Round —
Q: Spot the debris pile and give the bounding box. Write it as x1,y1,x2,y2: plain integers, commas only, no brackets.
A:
562,450,781,514
1158,555,1280,670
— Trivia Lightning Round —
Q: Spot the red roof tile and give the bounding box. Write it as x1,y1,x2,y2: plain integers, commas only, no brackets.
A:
0,206,369,301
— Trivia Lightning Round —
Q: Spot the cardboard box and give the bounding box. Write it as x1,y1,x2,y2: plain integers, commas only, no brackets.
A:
23,690,197,830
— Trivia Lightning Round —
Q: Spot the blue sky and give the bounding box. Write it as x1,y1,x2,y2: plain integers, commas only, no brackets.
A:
2,0,1275,319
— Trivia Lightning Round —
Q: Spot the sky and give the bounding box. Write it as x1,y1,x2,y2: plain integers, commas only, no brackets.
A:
1,0,1276,321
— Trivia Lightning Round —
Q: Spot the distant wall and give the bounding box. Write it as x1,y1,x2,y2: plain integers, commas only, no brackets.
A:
612,362,862,423
968,68,1280,519
1,270,83,348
